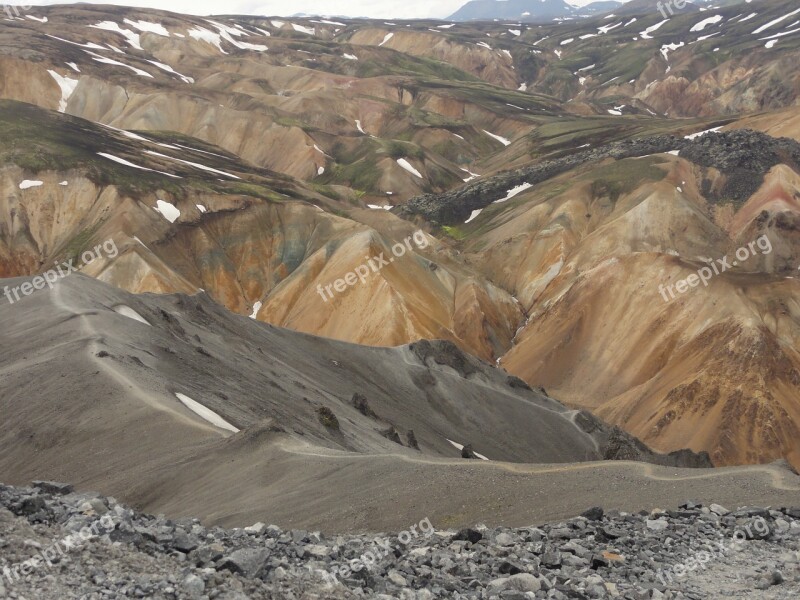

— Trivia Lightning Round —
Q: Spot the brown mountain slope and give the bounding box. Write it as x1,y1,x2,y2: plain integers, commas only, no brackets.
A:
2,3,800,474
454,146,800,468
0,101,521,361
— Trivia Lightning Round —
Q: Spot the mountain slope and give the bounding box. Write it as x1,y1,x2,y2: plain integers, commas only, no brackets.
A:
0,100,524,361
0,274,717,529
408,129,800,469
2,1,800,475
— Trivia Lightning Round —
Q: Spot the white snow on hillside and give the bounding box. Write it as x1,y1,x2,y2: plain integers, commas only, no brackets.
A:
90,21,143,50
144,151,241,179
175,393,240,433
483,130,512,146
87,52,153,77
146,60,194,84
640,20,668,40
123,19,170,36
465,209,483,224
690,15,722,32
188,27,227,53
753,8,800,35
493,183,533,204
154,199,181,223
96,152,180,179
446,439,489,461
19,180,44,190
660,42,685,61
291,23,315,35
461,167,480,183
397,158,423,179
113,305,151,325
47,70,79,112
685,126,723,140
46,34,107,51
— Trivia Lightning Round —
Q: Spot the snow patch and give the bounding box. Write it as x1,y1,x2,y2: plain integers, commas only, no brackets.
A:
494,183,533,204
175,393,239,433
123,19,170,37
446,439,489,461
97,152,180,179
640,19,669,40
753,8,800,35
690,15,722,32
144,151,241,179
154,199,181,223
87,52,153,78
291,23,315,35
90,21,142,50
47,70,79,112
397,158,423,179
660,42,685,61
483,130,512,146
188,27,227,53
684,126,723,140
113,305,150,325
19,180,43,190
465,209,483,224
145,60,194,84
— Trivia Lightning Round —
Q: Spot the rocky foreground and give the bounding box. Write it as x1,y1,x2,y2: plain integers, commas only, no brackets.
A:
0,483,798,599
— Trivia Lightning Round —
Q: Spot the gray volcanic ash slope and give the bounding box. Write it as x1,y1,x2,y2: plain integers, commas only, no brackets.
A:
0,273,688,467
3,275,800,533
